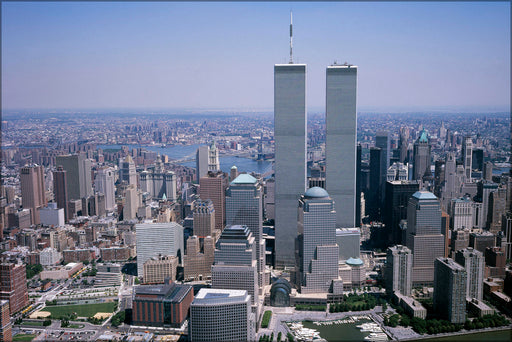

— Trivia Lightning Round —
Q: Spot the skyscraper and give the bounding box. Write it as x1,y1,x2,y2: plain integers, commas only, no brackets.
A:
274,62,307,267
383,180,419,245
195,145,209,181
120,155,137,187
139,155,176,201
462,136,473,181
56,153,93,200
412,130,431,181
94,167,116,212
20,164,46,225
405,191,445,286
193,199,215,238
184,235,214,281
53,166,69,221
225,174,265,288
135,222,184,278
454,247,484,300
208,141,220,172
376,131,390,200
199,171,227,232
0,263,28,314
325,64,357,228
433,257,467,324
386,245,413,296
297,187,338,293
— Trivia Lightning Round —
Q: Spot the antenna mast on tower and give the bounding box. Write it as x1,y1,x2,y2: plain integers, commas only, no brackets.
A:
289,11,293,64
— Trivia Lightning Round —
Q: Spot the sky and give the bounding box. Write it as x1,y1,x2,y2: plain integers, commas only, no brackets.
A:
1,1,510,112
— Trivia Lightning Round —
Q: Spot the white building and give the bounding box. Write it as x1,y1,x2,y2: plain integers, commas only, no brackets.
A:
386,245,413,296
39,203,65,227
135,222,184,278
94,167,116,211
39,247,62,266
189,288,255,342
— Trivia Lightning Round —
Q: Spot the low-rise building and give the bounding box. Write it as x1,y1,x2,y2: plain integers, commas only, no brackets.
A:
40,262,83,280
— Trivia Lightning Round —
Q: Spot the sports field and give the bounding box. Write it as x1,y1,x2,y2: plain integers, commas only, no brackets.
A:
41,302,117,319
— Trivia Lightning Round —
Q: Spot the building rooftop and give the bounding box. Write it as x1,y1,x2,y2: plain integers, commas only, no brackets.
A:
418,129,429,143
231,173,257,185
412,191,437,200
346,257,364,266
135,283,192,303
193,288,249,305
304,187,329,199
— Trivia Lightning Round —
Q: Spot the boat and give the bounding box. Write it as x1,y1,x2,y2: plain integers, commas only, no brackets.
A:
364,332,388,341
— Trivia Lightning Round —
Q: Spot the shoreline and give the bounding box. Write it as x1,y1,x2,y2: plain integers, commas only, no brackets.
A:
397,325,512,341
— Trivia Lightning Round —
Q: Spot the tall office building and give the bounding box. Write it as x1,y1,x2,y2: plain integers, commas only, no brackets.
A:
189,288,255,342
274,62,307,267
0,263,28,314
433,257,467,324
143,255,178,284
208,141,220,172
405,191,445,286
135,222,184,278
297,187,338,293
383,180,419,245
212,225,259,306
53,166,69,221
195,145,209,181
56,153,93,200
386,245,413,296
94,167,116,211
199,171,227,232
139,155,176,201
376,131,390,200
120,155,137,187
412,130,431,181
193,199,215,238
454,247,484,300
225,174,265,288
123,184,139,221
368,147,383,220
20,164,46,225
462,136,473,181
399,127,409,163
325,64,357,228
184,235,215,281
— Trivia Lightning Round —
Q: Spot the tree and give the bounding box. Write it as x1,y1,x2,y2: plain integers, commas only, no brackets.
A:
43,319,52,326
277,332,282,342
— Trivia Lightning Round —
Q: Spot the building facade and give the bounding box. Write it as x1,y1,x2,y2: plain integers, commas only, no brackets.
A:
386,245,413,296
433,258,467,324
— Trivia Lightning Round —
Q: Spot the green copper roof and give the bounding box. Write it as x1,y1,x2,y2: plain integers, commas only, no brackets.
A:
346,257,364,266
418,129,429,143
412,191,437,200
231,174,257,185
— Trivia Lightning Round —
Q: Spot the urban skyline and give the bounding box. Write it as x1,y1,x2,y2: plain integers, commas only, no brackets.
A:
2,2,510,111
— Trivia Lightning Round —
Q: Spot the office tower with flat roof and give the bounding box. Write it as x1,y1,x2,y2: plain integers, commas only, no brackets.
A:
336,228,360,261
143,255,178,284
455,247,484,300
208,141,220,172
136,222,184,278
226,174,265,288
376,131,390,200
94,167,116,212
123,184,139,221
189,288,254,342
120,155,137,187
483,161,493,181
368,147,383,220
413,130,431,181
20,164,46,225
462,136,473,181
199,171,227,232
297,187,338,293
274,63,307,267
196,145,209,181
384,180,420,245
193,199,215,238
405,191,445,286
0,263,28,314
433,257,467,324
56,153,93,200
386,245,413,296
53,166,69,221
212,225,259,307
325,64,357,228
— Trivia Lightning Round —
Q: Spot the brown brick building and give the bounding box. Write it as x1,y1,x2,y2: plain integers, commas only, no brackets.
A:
0,263,28,314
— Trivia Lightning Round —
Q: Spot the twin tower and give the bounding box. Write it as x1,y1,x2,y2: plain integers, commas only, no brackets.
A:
274,62,358,268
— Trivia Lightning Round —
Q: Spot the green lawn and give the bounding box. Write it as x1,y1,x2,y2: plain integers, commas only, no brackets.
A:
13,334,37,342
69,324,84,329
41,302,117,319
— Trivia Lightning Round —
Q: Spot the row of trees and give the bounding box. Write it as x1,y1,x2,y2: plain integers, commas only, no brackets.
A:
294,304,326,311
329,293,385,313
111,311,126,327
261,311,272,328
26,264,43,279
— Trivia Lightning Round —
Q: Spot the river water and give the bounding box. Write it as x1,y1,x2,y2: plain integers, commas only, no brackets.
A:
97,144,272,175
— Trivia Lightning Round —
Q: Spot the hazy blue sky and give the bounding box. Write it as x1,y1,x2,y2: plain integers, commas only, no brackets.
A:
2,2,510,112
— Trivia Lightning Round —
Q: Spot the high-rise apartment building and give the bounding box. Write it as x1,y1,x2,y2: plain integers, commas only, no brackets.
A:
413,130,431,181
193,199,215,237
297,187,338,293
20,164,46,225
325,64,357,228
454,247,484,300
386,245,413,296
225,174,265,288
94,167,116,211
433,257,467,324
405,191,445,286
211,226,259,306
53,166,69,221
189,288,254,342
0,263,28,314
199,171,227,232
136,222,184,278
274,63,307,267
195,145,209,181
56,153,93,200
0,300,11,342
